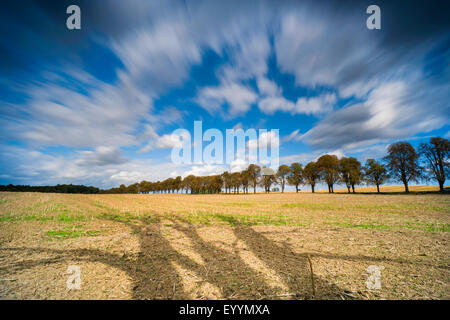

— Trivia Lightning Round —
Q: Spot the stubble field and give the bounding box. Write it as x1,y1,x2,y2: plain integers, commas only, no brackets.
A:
0,188,449,300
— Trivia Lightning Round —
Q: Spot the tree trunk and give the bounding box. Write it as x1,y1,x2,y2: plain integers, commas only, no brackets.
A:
347,186,351,193
376,184,380,193
439,180,444,192
352,184,355,193
296,185,299,193
404,181,409,193
311,185,315,193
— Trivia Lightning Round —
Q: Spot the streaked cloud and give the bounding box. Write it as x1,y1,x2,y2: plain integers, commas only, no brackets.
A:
0,0,448,186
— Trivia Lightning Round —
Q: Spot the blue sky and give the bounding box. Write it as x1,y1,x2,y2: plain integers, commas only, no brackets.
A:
0,0,449,188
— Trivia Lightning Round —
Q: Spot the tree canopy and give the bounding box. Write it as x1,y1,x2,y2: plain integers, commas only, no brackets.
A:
418,137,449,192
287,162,304,193
384,142,422,193
317,154,340,193
363,159,388,193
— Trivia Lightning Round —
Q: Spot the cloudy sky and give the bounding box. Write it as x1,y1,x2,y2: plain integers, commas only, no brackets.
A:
0,0,449,188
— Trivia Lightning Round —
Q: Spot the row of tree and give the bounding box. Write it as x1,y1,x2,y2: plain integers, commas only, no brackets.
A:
103,137,449,194
0,138,446,195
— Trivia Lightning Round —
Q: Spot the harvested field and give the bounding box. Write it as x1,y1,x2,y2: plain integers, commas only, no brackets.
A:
0,189,449,300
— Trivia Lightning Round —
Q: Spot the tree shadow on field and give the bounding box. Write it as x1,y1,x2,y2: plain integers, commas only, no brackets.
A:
0,219,189,299
231,221,349,299
1,215,358,299
167,219,357,299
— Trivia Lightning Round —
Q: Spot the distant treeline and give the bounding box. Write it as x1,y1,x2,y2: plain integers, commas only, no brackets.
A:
0,184,100,194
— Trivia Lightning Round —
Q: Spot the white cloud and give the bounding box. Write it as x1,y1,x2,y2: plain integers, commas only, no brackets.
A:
75,147,128,167
327,150,345,159
146,106,184,129
300,81,449,150
257,77,281,96
183,164,225,177
0,145,191,188
275,9,381,98
2,65,155,148
294,93,336,115
258,96,294,114
230,158,248,173
139,125,189,152
1,8,204,150
282,129,300,142
220,32,271,82
111,19,202,92
258,92,336,116
196,81,258,116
